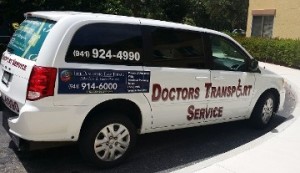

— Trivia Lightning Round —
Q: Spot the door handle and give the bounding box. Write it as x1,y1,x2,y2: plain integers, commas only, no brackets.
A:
213,76,224,80
195,76,208,80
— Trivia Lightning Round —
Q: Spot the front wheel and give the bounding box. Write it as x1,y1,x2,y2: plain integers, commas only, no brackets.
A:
79,113,136,167
250,93,276,129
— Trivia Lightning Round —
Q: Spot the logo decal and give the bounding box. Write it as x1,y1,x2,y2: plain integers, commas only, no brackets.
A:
60,70,72,82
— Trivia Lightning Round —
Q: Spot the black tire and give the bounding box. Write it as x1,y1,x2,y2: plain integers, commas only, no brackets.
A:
250,92,276,129
79,113,136,168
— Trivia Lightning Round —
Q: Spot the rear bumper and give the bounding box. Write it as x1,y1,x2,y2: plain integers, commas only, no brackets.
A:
1,101,30,150
1,98,89,143
1,99,83,150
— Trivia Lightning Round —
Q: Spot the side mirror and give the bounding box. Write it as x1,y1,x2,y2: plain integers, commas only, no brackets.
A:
249,59,259,71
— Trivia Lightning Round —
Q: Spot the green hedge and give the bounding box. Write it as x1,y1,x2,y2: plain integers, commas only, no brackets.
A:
233,36,300,68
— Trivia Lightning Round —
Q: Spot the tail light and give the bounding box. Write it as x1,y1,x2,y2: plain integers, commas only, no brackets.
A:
27,65,57,101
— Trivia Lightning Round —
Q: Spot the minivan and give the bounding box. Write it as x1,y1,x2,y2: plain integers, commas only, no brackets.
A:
0,11,285,167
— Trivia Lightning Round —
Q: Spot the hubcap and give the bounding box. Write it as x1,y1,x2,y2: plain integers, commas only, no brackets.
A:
262,98,274,124
94,123,130,161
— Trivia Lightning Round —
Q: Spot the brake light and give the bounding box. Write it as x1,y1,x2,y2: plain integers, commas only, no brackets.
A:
27,65,57,101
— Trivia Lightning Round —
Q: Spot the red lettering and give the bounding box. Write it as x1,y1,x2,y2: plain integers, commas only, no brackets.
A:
188,88,194,99
213,107,218,117
205,83,212,98
3,96,19,112
194,108,200,120
187,105,194,121
242,85,248,96
205,79,252,98
216,87,221,98
247,85,252,95
231,86,236,97
162,88,169,101
200,108,205,119
222,86,227,97
12,59,17,66
227,86,232,97
3,58,27,71
152,84,161,101
152,85,204,101
236,79,242,97
176,88,182,100
169,88,175,101
218,107,223,117
194,87,200,99
206,108,212,119
182,88,188,100
187,106,224,121
2,56,8,61
14,102,19,112
211,87,216,98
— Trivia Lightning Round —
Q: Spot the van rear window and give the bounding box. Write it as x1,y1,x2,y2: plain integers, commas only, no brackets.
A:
7,17,55,61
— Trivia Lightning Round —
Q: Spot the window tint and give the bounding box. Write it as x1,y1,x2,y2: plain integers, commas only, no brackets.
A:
148,27,206,69
66,23,143,65
210,35,247,71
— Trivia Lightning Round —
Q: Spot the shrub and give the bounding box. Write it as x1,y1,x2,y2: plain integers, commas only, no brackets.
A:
233,36,300,69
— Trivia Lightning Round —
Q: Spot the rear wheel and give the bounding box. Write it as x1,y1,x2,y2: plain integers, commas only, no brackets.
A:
79,113,136,167
250,93,276,128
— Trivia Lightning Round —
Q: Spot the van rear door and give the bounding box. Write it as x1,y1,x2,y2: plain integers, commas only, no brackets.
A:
0,17,56,113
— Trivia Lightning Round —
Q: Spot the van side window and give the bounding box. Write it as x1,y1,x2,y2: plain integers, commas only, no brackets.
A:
210,35,247,71
66,23,143,65
148,27,206,69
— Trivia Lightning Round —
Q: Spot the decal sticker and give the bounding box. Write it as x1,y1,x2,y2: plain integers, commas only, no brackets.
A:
7,18,55,61
187,105,223,121
205,79,252,98
60,70,73,82
152,84,200,102
151,79,253,102
2,56,27,71
72,49,141,62
2,95,19,113
58,69,150,94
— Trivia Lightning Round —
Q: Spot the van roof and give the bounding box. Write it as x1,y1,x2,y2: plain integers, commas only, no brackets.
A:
25,11,223,36
25,11,92,21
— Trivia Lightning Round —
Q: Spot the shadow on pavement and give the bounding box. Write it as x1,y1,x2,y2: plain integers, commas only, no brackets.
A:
11,116,287,173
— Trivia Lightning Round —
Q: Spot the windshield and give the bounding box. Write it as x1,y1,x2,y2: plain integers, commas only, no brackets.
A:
7,17,56,61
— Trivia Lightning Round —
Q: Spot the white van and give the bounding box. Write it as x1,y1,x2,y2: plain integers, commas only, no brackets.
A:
0,11,285,167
